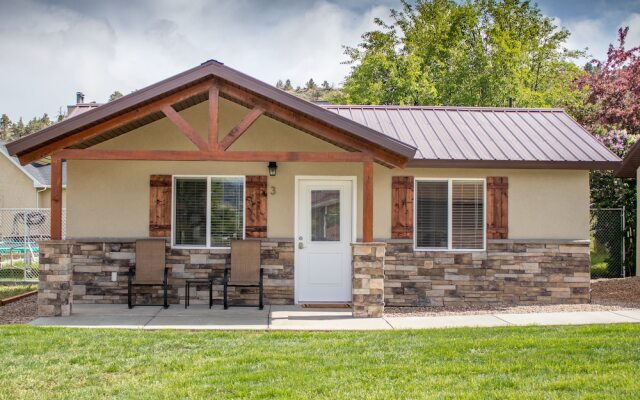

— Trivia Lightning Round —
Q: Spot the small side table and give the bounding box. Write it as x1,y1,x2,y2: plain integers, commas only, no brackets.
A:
185,279,213,309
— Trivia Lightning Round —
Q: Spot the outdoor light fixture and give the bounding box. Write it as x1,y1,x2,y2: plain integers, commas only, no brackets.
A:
268,161,278,177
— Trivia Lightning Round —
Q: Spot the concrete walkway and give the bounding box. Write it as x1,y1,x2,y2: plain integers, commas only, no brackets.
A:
29,304,640,330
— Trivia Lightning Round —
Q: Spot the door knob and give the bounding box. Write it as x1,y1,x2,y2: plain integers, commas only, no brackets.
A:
298,242,304,249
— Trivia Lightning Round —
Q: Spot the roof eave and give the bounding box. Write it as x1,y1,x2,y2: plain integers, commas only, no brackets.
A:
407,159,622,170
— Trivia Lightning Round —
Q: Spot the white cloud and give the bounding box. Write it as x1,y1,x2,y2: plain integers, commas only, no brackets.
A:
0,0,390,120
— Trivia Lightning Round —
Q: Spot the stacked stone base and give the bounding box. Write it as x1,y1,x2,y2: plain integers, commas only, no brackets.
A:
38,238,590,317
38,242,74,316
46,239,295,308
352,243,385,318
384,239,590,307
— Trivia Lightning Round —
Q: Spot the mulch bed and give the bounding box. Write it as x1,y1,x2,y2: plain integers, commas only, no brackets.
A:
591,276,640,307
0,295,37,325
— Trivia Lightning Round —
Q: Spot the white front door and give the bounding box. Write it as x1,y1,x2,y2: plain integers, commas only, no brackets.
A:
296,178,354,303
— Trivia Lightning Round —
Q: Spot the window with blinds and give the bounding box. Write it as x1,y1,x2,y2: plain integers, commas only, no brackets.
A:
415,181,449,249
415,179,485,250
174,178,207,246
173,176,245,248
451,180,484,250
210,177,244,247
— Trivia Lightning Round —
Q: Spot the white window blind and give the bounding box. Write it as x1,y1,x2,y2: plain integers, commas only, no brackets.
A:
173,176,245,248
415,179,485,251
415,181,449,249
451,180,484,250
174,178,207,246
209,177,244,247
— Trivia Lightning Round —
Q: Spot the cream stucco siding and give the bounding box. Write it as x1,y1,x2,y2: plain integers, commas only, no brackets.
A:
65,98,589,240
0,152,40,208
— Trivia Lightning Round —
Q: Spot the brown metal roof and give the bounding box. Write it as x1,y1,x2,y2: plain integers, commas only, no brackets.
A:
323,105,621,169
6,60,416,161
615,139,640,177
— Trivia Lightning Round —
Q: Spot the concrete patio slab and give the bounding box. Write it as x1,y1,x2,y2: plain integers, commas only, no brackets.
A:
30,315,152,328
146,315,269,330
384,314,510,329
269,306,390,330
496,311,637,326
27,305,640,331
611,309,640,321
157,305,270,317
72,304,162,316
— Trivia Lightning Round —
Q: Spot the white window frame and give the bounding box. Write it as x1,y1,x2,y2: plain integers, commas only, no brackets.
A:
171,175,246,249
413,178,486,252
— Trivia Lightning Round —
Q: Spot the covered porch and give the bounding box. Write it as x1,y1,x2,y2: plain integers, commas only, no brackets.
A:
11,61,413,318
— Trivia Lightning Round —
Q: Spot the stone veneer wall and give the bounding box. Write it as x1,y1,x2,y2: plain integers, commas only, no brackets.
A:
38,241,74,316
384,239,590,307
56,239,294,306
352,243,386,317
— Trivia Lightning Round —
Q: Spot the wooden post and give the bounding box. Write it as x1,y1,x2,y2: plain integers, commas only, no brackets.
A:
363,159,374,243
51,156,63,240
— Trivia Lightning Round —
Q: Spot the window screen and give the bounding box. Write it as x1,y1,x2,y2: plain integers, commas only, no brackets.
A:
173,176,245,247
451,180,484,249
415,181,449,248
415,179,485,250
210,177,244,247
174,178,207,246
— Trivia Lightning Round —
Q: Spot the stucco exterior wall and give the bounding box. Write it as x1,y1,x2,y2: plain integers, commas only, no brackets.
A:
66,99,589,240
0,152,39,208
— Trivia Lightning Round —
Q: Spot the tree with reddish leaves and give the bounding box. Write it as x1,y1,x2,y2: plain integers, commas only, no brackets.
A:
578,27,640,276
577,27,640,134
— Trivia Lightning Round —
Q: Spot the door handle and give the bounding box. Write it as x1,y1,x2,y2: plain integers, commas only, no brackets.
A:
298,242,304,250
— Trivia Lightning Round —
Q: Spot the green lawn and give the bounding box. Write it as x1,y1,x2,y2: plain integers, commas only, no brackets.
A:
0,284,36,300
0,325,639,399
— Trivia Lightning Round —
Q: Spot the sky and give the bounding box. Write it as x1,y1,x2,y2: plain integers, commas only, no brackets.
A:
0,0,639,120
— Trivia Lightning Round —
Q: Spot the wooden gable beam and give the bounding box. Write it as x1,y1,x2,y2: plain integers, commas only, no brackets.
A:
55,148,368,162
18,80,215,164
161,105,209,151
216,81,408,168
208,85,219,150
218,106,264,150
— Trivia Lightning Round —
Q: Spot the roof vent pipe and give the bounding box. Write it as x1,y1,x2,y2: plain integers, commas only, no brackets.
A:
508,97,513,108
76,92,85,104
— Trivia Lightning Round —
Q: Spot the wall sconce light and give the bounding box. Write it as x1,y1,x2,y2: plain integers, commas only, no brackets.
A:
268,161,278,177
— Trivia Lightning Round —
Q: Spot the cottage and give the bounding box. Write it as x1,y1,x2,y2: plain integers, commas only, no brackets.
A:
6,61,621,317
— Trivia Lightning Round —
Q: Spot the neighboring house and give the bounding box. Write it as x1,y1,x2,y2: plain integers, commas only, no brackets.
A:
0,140,67,208
6,60,621,317
614,142,640,276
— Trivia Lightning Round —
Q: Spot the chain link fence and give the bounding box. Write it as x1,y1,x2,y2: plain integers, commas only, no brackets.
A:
0,208,66,282
590,208,625,279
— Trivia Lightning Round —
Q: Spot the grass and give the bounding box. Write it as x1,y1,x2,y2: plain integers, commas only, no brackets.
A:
591,250,610,277
0,324,639,399
0,284,36,300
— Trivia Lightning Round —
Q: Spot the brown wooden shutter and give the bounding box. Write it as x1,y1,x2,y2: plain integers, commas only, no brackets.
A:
245,176,268,238
486,177,508,239
149,175,172,237
391,176,414,239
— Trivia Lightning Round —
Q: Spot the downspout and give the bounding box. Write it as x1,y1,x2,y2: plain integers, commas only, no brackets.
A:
36,187,47,208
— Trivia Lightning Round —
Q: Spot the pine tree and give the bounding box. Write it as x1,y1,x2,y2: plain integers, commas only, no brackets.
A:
276,80,284,89
321,80,331,90
283,79,293,91
0,114,12,140
305,78,317,90
109,91,124,102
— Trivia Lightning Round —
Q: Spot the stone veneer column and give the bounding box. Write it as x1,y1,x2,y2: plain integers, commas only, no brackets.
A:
38,241,73,317
352,242,386,318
